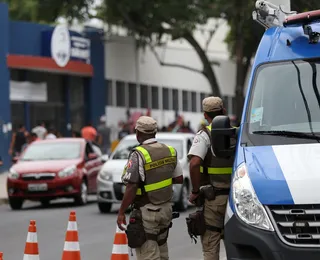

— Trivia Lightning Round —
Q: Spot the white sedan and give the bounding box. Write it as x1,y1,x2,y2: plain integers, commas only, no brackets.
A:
96,132,195,213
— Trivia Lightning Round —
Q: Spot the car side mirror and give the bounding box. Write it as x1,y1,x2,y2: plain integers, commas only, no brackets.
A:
88,153,98,160
12,157,19,164
211,115,238,158
101,154,109,163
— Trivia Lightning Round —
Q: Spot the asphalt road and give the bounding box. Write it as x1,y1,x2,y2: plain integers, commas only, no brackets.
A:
0,198,227,260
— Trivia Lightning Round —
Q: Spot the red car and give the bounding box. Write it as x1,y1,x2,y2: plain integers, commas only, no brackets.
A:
7,138,106,210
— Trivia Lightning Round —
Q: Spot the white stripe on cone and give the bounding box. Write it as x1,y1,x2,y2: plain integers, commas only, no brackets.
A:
67,221,78,231
112,244,128,254
23,254,40,260
63,241,80,251
26,232,38,243
116,226,126,233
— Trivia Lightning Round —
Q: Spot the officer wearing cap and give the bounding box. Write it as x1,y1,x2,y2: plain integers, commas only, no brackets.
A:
117,116,183,260
188,97,234,260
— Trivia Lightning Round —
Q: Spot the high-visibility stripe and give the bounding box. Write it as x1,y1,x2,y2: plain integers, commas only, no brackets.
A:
23,254,40,260
136,178,172,195
112,244,129,254
67,221,78,231
26,232,38,243
167,146,176,156
200,166,232,174
63,241,80,251
135,146,152,163
144,178,172,192
144,156,177,171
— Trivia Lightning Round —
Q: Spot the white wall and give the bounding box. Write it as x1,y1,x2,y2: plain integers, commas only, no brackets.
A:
105,18,236,96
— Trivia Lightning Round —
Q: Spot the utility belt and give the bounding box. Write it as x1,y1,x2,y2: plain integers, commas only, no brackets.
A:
125,208,180,248
186,185,229,243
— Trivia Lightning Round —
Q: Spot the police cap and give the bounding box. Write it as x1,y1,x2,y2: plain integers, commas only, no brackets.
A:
202,96,223,112
135,116,157,134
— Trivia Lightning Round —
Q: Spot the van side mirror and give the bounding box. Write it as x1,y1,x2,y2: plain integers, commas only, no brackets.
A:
101,154,109,163
211,115,237,158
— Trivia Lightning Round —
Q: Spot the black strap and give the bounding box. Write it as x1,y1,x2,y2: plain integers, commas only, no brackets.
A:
214,188,230,196
145,225,171,245
206,225,223,233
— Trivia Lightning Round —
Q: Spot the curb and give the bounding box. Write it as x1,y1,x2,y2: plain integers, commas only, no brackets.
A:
0,198,8,205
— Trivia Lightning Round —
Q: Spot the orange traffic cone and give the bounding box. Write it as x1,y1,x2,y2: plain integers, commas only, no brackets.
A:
110,226,129,260
0,252,3,260
23,220,40,260
62,211,81,260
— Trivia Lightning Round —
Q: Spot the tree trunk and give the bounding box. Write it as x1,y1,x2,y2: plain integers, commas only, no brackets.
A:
183,33,221,97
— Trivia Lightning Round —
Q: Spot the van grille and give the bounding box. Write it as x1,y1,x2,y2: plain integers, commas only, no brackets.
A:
267,205,320,247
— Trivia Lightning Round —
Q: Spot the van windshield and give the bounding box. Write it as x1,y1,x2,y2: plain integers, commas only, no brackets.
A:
248,60,320,136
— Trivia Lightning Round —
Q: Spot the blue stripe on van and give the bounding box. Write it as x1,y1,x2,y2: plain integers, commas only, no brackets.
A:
244,146,294,205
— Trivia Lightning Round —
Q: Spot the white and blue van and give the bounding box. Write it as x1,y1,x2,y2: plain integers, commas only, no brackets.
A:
211,1,320,259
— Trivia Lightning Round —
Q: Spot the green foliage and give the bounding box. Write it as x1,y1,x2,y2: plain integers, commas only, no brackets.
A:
1,0,94,23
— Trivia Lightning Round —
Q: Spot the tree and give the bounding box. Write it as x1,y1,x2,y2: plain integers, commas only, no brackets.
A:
2,0,94,24
97,0,223,97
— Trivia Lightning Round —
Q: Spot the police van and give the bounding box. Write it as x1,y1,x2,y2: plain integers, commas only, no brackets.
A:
211,1,320,259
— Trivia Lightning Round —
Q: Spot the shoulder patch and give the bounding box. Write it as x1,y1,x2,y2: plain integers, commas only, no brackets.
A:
127,160,133,169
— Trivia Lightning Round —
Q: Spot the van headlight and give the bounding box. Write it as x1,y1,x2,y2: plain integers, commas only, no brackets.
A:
8,168,19,179
99,170,113,181
232,163,274,231
58,165,77,178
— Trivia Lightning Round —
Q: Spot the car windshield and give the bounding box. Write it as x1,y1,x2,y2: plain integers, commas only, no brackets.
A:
20,142,81,161
248,60,320,135
111,139,184,160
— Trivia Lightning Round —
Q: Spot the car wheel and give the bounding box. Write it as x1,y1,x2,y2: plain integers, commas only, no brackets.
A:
40,199,50,207
98,202,112,213
74,180,88,206
9,198,23,210
175,182,189,212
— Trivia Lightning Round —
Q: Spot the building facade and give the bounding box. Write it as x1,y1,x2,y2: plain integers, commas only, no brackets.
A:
0,3,106,170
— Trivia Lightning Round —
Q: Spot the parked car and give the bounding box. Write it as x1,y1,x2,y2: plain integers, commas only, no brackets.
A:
97,132,195,213
7,138,106,210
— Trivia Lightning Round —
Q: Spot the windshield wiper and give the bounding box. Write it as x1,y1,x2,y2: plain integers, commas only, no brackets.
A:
252,130,320,140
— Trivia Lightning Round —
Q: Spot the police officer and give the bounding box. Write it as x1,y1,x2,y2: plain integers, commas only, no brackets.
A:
188,97,233,260
117,116,183,260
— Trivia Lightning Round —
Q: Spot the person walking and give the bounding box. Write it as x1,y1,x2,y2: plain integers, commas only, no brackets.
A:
117,116,183,260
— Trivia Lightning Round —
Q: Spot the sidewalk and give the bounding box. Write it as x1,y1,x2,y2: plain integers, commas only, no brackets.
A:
0,172,8,204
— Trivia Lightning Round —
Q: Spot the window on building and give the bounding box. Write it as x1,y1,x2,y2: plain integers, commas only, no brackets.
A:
172,89,179,111
163,87,169,110
152,86,159,109
128,83,137,108
140,84,149,108
191,92,197,112
182,90,189,111
116,81,126,107
107,80,113,106
200,93,208,111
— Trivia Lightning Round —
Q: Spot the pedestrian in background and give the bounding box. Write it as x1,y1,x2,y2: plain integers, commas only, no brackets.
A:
81,122,98,143
9,124,28,157
97,115,111,154
31,121,47,140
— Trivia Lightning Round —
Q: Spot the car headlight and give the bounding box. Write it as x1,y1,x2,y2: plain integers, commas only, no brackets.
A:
99,170,113,181
58,165,77,178
8,168,19,180
232,163,274,231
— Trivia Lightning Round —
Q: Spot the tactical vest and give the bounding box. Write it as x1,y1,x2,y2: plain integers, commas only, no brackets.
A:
134,142,177,206
200,125,234,189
